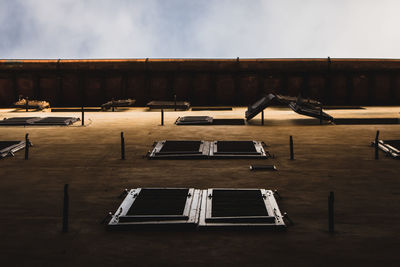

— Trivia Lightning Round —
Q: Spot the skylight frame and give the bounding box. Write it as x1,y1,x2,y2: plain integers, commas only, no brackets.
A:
108,188,201,229
198,188,286,229
148,140,210,159
209,140,269,158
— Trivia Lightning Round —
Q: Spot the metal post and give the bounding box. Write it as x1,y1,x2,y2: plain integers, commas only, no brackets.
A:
81,105,84,126
161,109,164,126
320,106,323,125
290,135,294,160
174,94,177,111
375,130,380,160
62,184,69,233
121,132,125,160
328,191,334,233
25,97,29,112
25,133,29,160
261,110,264,125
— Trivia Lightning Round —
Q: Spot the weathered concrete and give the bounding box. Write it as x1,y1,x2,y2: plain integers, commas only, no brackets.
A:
0,107,399,266
1,59,400,107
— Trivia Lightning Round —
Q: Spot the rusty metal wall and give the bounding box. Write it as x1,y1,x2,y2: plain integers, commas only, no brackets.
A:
0,58,400,107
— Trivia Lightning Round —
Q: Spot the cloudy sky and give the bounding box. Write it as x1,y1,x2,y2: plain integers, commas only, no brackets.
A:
1,0,399,59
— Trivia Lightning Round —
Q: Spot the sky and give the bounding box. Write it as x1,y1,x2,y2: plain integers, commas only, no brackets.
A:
1,0,400,59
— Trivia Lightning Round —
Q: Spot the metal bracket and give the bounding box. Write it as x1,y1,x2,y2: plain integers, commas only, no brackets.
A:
100,212,113,224
273,189,281,200
261,141,269,148
118,189,129,199
282,212,294,226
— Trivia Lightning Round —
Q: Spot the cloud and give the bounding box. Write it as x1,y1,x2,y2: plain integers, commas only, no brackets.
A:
0,0,400,58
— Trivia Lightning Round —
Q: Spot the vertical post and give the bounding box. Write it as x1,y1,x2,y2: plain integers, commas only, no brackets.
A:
289,135,294,160
325,57,331,105
121,132,125,160
80,73,85,126
112,98,115,112
161,109,164,126
174,94,177,111
25,97,29,112
319,106,323,125
62,184,69,233
375,130,380,160
81,105,85,126
25,133,29,160
328,191,334,233
261,110,264,125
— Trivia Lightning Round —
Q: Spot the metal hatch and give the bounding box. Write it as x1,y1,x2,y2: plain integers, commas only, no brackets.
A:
191,107,233,111
146,101,191,110
275,94,321,106
0,117,42,126
375,140,400,158
175,116,213,125
246,94,333,122
288,102,333,121
108,188,201,229
210,141,269,159
148,140,210,159
333,118,399,125
245,94,276,121
147,140,270,159
101,99,136,110
175,116,245,125
211,119,245,125
0,117,79,126
198,189,286,229
30,117,79,125
281,94,332,121
0,141,26,158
